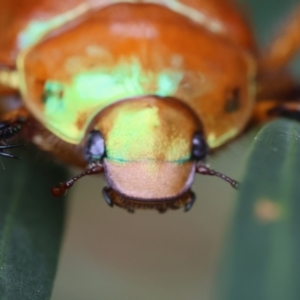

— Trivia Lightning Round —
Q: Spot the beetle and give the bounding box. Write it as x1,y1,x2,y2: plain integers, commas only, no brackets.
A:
0,0,300,213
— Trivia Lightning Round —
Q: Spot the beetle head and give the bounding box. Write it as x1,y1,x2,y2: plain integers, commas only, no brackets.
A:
82,95,207,211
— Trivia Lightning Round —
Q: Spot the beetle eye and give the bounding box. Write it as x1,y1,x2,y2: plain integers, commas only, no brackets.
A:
84,130,105,162
192,131,208,161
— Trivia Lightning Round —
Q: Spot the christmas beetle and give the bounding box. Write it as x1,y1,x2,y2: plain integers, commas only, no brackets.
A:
0,0,300,212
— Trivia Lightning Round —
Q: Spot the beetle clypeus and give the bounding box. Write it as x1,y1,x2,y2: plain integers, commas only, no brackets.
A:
0,0,300,212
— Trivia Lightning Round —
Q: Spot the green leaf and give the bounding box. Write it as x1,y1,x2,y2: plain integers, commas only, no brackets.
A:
0,145,68,300
215,119,300,300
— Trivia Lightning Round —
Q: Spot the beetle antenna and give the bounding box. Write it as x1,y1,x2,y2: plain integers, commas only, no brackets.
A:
196,163,239,189
51,164,104,197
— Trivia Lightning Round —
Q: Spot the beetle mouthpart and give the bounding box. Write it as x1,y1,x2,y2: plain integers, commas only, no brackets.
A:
102,186,114,207
184,191,196,212
51,164,104,197
101,187,195,213
196,163,239,189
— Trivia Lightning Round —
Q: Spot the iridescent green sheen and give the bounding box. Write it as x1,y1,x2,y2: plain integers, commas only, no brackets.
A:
105,104,191,161
43,59,183,143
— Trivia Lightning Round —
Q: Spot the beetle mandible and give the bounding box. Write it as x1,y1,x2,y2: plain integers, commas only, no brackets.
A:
0,0,300,212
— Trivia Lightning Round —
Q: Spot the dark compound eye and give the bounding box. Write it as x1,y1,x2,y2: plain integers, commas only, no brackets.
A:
191,131,208,161
84,130,105,162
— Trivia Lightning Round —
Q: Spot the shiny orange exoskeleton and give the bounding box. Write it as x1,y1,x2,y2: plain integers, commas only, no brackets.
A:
0,0,300,212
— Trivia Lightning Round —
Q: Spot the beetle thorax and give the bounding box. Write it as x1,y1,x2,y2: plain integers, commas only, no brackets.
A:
18,3,255,149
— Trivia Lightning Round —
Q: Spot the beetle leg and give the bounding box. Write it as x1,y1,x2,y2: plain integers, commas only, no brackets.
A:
0,108,29,158
0,144,23,159
255,64,300,123
267,102,300,121
0,107,29,138
259,5,300,72
256,4,300,123
0,69,19,91
0,120,23,140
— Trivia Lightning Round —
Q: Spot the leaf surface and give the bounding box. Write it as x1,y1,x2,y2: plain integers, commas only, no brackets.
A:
0,146,68,300
216,119,300,300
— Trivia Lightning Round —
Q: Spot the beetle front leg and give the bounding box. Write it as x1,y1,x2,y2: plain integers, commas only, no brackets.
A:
0,107,29,137
257,4,300,122
259,5,300,72
0,119,23,140
0,108,30,158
